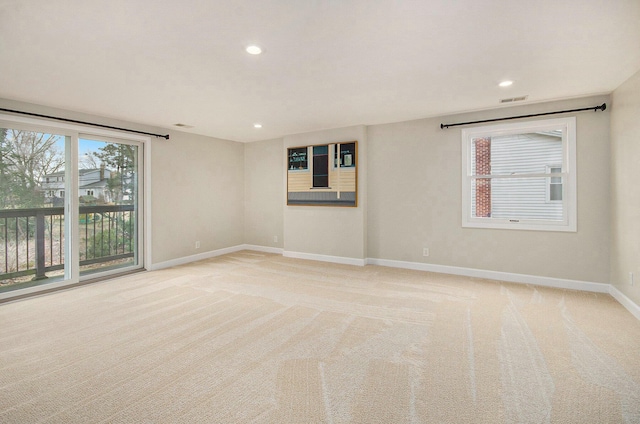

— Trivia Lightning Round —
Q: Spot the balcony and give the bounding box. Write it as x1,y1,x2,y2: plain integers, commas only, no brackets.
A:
0,205,135,290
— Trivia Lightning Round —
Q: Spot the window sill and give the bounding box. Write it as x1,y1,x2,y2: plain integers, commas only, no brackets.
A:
463,219,575,232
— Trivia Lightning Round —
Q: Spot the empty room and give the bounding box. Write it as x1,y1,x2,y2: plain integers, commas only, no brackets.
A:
1,1,639,423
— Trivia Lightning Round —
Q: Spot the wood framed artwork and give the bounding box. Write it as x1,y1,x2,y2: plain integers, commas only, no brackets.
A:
287,141,357,206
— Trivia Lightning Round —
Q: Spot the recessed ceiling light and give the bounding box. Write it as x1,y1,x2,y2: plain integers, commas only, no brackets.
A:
173,123,194,129
246,45,262,55
499,80,513,87
253,123,262,128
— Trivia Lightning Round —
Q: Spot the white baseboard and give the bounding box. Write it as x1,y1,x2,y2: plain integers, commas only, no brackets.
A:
609,285,640,321
151,246,605,293
366,257,610,294
149,246,639,321
149,244,283,271
241,244,284,254
149,245,246,271
283,250,366,266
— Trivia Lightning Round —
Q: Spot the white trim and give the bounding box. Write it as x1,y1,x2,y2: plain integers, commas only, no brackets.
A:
0,278,80,301
66,134,79,282
609,285,640,321
76,133,148,272
144,136,153,275
366,257,609,293
243,244,284,254
283,250,366,266
0,113,150,143
149,245,246,271
149,244,284,270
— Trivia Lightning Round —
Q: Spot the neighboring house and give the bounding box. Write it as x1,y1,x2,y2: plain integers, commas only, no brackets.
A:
41,167,112,204
471,131,563,220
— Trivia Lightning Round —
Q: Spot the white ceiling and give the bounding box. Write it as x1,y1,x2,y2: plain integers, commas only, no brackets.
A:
1,0,639,142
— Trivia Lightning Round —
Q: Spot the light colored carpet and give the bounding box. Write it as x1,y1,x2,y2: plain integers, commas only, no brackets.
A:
1,251,639,423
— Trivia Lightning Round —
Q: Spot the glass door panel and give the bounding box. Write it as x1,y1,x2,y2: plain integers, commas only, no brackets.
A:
78,137,139,277
0,126,69,290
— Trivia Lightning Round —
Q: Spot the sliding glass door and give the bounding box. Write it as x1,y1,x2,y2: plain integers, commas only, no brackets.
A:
78,136,140,277
0,118,145,296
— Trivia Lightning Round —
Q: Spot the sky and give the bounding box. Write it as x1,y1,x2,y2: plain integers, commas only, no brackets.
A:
51,136,110,168
80,138,106,157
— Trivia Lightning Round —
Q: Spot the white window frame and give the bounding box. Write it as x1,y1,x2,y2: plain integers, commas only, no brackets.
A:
461,117,576,232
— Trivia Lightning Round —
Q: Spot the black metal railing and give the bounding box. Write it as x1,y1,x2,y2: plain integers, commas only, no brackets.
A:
0,205,135,282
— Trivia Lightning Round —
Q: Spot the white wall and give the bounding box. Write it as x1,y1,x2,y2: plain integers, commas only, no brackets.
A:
244,138,284,248
151,130,244,264
283,126,367,261
367,95,611,283
611,69,640,305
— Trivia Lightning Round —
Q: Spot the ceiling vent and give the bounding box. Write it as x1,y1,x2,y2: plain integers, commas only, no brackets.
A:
500,95,528,104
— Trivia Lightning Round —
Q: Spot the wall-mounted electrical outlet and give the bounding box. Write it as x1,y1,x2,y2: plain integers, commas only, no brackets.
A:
273,235,278,243
630,272,634,286
423,247,430,257
195,241,201,249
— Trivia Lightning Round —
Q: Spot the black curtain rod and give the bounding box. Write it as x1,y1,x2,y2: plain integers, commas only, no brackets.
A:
0,107,170,139
440,103,607,129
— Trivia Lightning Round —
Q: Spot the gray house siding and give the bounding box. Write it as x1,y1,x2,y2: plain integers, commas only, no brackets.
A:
471,132,563,220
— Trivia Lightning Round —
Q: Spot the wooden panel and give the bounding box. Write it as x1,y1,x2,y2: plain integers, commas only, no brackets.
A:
329,168,356,192
288,170,356,193
287,171,312,192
